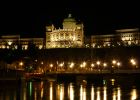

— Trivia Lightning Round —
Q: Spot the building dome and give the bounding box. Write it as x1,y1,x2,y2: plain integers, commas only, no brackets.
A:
63,14,76,22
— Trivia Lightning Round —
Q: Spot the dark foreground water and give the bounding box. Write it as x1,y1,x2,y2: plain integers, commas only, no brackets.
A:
0,75,140,100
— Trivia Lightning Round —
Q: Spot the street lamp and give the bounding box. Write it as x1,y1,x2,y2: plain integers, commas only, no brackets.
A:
117,62,121,67
103,63,107,68
91,63,95,67
96,61,100,65
69,62,74,68
130,59,137,69
96,61,100,70
83,62,86,68
19,62,23,66
50,64,53,68
130,59,136,65
112,60,116,65
19,61,24,70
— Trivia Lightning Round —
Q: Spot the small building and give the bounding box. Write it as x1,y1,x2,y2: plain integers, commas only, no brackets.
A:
0,35,44,50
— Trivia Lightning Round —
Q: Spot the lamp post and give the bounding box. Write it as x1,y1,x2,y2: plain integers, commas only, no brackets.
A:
96,61,100,71
111,60,117,73
19,61,24,70
130,59,137,69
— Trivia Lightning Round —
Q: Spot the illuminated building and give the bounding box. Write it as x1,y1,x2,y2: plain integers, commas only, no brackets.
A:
0,35,44,50
0,14,140,50
20,38,44,50
46,14,84,48
116,28,140,46
0,35,20,49
91,28,140,48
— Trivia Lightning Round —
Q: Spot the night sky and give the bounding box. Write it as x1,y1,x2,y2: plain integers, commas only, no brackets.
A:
0,1,140,36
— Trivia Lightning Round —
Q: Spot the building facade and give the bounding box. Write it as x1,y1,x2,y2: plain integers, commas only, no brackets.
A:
91,28,140,48
46,14,84,48
0,35,44,50
0,14,140,50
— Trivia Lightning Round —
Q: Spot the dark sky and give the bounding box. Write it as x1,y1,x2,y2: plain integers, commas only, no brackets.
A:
0,1,140,36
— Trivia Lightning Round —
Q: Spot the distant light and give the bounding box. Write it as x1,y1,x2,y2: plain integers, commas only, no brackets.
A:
69,62,74,68
96,61,100,65
112,60,116,64
130,59,136,65
50,64,53,68
7,41,12,45
117,62,121,66
103,63,107,67
19,62,23,66
91,63,95,67
41,61,44,65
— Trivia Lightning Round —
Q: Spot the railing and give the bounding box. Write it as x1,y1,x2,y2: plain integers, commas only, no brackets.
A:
45,69,140,74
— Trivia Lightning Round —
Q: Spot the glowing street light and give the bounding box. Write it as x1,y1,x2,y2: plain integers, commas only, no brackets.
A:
117,62,121,67
130,59,138,69
41,61,44,65
130,59,136,65
91,63,95,67
69,62,74,68
112,60,116,65
83,62,86,67
19,61,24,69
50,64,53,67
19,61,23,66
59,63,64,67
80,62,86,68
103,63,107,67
96,61,100,65
80,64,83,68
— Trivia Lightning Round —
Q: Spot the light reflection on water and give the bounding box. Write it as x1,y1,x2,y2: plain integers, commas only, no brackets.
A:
0,78,139,100
68,83,74,100
131,88,137,100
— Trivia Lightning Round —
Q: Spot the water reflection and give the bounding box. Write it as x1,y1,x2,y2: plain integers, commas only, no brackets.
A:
50,82,53,100
91,85,95,100
68,83,74,100
80,84,86,100
97,87,101,100
103,86,107,100
56,83,64,100
131,88,137,100
112,87,121,100
117,87,121,100
0,78,140,100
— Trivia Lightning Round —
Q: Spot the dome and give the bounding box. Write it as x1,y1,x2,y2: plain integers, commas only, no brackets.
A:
63,14,76,22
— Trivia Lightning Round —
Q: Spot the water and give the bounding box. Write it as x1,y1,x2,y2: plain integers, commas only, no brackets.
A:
0,76,140,100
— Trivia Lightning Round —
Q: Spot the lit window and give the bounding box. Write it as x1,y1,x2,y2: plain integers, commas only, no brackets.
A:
77,27,81,29
7,41,13,45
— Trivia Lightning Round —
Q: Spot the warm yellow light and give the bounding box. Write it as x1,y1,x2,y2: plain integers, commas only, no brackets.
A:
103,63,107,67
41,61,44,65
96,61,100,65
80,64,83,68
91,63,95,67
59,63,64,67
7,41,12,45
117,62,121,66
131,88,137,100
70,62,74,68
50,64,53,68
130,59,136,65
111,79,115,85
83,62,86,67
19,62,23,66
112,60,116,64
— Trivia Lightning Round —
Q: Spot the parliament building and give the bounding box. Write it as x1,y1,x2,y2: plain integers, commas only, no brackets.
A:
0,14,140,50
